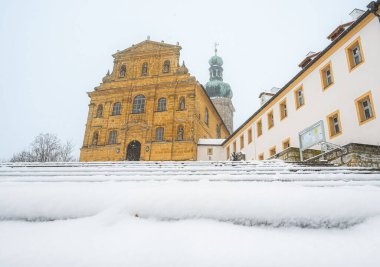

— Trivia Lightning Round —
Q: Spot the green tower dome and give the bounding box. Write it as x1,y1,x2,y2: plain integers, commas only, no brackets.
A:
204,52,232,99
208,55,224,66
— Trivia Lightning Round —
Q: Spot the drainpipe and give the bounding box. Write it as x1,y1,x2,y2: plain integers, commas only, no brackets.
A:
367,1,380,22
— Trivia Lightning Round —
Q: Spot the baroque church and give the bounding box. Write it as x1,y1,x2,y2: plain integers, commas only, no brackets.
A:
80,39,233,161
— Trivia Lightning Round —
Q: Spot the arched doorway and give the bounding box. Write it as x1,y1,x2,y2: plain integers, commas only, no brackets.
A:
126,140,141,161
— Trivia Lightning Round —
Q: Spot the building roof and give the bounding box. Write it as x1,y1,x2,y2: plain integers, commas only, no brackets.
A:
198,139,225,145
327,21,354,41
222,3,378,147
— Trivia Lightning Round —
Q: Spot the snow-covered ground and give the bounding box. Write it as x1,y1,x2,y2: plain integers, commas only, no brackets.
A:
1,161,380,266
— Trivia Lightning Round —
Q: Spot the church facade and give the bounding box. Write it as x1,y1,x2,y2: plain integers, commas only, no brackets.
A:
80,40,229,161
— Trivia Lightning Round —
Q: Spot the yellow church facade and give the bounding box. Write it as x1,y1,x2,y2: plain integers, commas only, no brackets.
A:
80,40,229,161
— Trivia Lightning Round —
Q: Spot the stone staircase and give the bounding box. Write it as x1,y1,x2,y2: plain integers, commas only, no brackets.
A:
1,160,380,182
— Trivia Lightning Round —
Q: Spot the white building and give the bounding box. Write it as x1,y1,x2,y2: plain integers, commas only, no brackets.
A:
198,2,380,161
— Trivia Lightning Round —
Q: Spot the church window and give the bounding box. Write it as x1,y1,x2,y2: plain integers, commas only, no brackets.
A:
267,110,274,129
92,131,99,146
132,95,146,114
95,104,103,118
216,125,221,138
257,120,263,137
177,125,184,141
108,130,117,145
248,128,252,144
112,102,121,116
205,108,209,125
157,98,166,112
179,97,185,110
320,62,334,90
141,62,148,76
156,127,164,141
163,60,170,73
346,37,364,71
119,65,126,78
279,99,287,120
355,91,376,125
294,86,305,109
327,110,342,138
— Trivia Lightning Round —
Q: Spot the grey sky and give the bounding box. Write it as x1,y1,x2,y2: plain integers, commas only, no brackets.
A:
0,0,366,160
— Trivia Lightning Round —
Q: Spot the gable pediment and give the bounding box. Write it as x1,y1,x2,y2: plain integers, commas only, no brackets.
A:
113,40,181,58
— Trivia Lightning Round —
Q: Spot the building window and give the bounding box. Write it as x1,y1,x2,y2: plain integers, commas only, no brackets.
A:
240,135,244,149
112,102,121,116
320,62,334,90
205,108,209,125
269,146,276,157
327,110,342,138
163,60,170,73
233,141,237,153
355,91,376,125
282,138,290,150
157,98,166,112
92,131,99,146
258,153,264,160
226,146,230,160
346,37,364,71
108,130,117,145
267,110,274,129
294,86,305,109
279,99,287,120
257,120,263,137
95,104,103,118
141,62,148,76
156,127,164,141
119,65,126,78
177,125,184,141
248,128,252,144
207,148,213,156
132,95,146,114
179,97,185,110
216,125,221,138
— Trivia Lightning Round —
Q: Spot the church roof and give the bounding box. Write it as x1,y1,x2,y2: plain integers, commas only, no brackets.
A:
112,39,181,58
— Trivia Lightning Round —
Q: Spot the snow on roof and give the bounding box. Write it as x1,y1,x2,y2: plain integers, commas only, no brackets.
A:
197,139,225,145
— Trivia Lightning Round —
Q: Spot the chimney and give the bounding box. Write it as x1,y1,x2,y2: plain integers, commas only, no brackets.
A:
349,9,365,20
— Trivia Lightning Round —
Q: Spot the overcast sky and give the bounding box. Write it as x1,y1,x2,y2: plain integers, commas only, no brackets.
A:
0,0,367,160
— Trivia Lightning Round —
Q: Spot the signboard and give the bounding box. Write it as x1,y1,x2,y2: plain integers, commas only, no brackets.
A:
299,120,325,151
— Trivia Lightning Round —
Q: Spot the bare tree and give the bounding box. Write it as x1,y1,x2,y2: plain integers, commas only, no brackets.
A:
10,133,75,162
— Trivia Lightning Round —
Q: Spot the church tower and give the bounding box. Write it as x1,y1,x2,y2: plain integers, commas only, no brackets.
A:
204,46,235,133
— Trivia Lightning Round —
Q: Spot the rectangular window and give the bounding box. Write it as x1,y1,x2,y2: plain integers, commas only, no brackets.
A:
248,128,253,144
257,120,263,137
327,110,342,138
345,37,364,71
156,127,164,141
267,110,274,129
355,91,376,125
279,99,287,120
226,146,230,159
282,138,290,150
207,148,213,156
269,146,276,157
240,135,244,149
320,62,334,90
233,141,237,153
258,153,264,160
294,86,305,109
108,130,117,145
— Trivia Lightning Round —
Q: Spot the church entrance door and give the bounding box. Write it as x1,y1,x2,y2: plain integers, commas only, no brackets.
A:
126,140,141,161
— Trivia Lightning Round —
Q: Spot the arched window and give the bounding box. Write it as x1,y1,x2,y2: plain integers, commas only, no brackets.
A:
163,60,170,73
157,98,166,112
108,130,117,145
119,65,126,78
132,95,146,114
112,102,121,116
95,104,103,118
179,97,185,111
177,125,184,141
205,108,209,125
92,131,99,146
141,62,148,76
216,124,221,138
156,127,164,141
